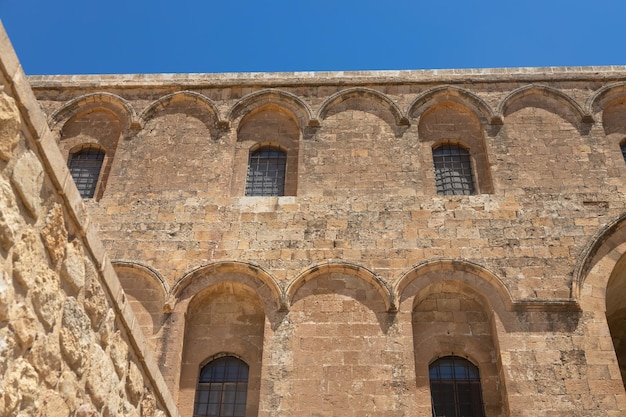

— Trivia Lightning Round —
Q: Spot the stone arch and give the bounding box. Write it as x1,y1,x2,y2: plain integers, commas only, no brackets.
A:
417,99,495,194
170,260,283,312
576,213,626,389
112,261,167,354
573,212,626,303
587,82,626,115
395,258,513,316
57,102,127,200
499,84,591,130
227,89,314,129
138,91,224,129
179,281,265,417
49,92,137,131
407,260,509,417
285,260,394,312
589,83,626,155
408,85,499,127
233,101,302,196
317,87,408,127
112,260,169,296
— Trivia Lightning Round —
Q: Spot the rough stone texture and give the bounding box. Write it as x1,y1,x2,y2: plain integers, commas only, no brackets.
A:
27,65,626,417
0,89,20,161
7,19,626,417
0,25,176,417
10,150,43,219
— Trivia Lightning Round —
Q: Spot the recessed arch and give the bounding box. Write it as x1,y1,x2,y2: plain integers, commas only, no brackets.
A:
408,86,499,127
138,91,224,128
112,260,169,296
112,260,168,353
587,82,626,115
285,260,394,312
395,258,513,315
573,212,626,302
227,89,314,129
317,87,409,127
49,92,137,131
170,260,283,312
499,84,592,128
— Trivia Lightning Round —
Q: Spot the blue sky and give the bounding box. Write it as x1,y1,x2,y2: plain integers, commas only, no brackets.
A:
1,0,624,75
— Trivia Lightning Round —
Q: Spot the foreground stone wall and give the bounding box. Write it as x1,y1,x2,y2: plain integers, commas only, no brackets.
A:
0,25,179,417
26,48,626,417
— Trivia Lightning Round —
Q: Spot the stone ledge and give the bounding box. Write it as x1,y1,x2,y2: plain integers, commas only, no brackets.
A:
27,65,626,89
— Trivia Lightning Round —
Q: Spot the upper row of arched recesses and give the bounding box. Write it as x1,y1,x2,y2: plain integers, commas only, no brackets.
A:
113,258,583,323
49,83,626,136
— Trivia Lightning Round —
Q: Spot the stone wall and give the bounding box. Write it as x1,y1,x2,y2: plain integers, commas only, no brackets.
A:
0,25,179,417
20,35,626,417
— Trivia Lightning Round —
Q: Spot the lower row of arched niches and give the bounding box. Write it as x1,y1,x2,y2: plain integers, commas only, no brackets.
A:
113,257,626,416
172,272,504,417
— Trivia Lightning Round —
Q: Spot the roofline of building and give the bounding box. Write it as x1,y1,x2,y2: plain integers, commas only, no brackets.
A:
27,65,626,89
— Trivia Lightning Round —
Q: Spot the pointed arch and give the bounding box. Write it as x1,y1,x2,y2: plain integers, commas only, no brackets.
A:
138,91,224,128
112,260,169,296
587,82,626,115
499,84,592,126
285,260,394,312
227,89,314,129
317,87,409,126
408,86,499,127
170,261,283,312
573,212,626,302
394,258,513,315
49,92,137,130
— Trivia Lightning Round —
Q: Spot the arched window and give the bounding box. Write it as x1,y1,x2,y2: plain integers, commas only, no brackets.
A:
620,140,626,163
194,356,249,417
432,143,475,195
67,145,105,199
429,356,486,417
245,147,287,196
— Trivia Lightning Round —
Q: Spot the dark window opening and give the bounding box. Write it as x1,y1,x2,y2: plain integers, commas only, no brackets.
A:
245,147,286,196
430,356,486,417
67,145,105,199
620,142,626,162
194,356,249,417
433,143,475,196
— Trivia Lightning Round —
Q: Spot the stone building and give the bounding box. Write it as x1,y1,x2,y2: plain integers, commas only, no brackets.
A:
3,24,626,417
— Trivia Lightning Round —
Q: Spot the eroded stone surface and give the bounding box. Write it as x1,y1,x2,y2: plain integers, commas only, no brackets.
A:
10,150,43,219
0,91,20,161
40,203,67,264
60,240,85,294
60,297,92,375
85,344,120,409
126,361,144,405
0,177,23,251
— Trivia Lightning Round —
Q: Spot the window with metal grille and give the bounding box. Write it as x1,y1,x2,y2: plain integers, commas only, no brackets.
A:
67,145,105,199
621,141,626,162
433,143,475,196
430,356,486,417
245,147,286,196
194,356,249,417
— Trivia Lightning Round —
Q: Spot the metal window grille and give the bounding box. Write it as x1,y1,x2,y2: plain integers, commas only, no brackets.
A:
429,356,486,417
67,145,105,199
194,356,249,417
245,147,286,196
433,143,475,196
621,143,626,163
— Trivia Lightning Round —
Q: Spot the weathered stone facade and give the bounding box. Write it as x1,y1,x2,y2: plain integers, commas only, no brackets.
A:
4,24,626,417
0,25,178,417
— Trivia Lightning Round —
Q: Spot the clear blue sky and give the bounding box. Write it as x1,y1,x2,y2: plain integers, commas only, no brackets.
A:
1,0,624,75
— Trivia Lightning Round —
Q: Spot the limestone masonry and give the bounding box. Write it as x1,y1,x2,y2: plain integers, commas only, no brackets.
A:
3,23,626,417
